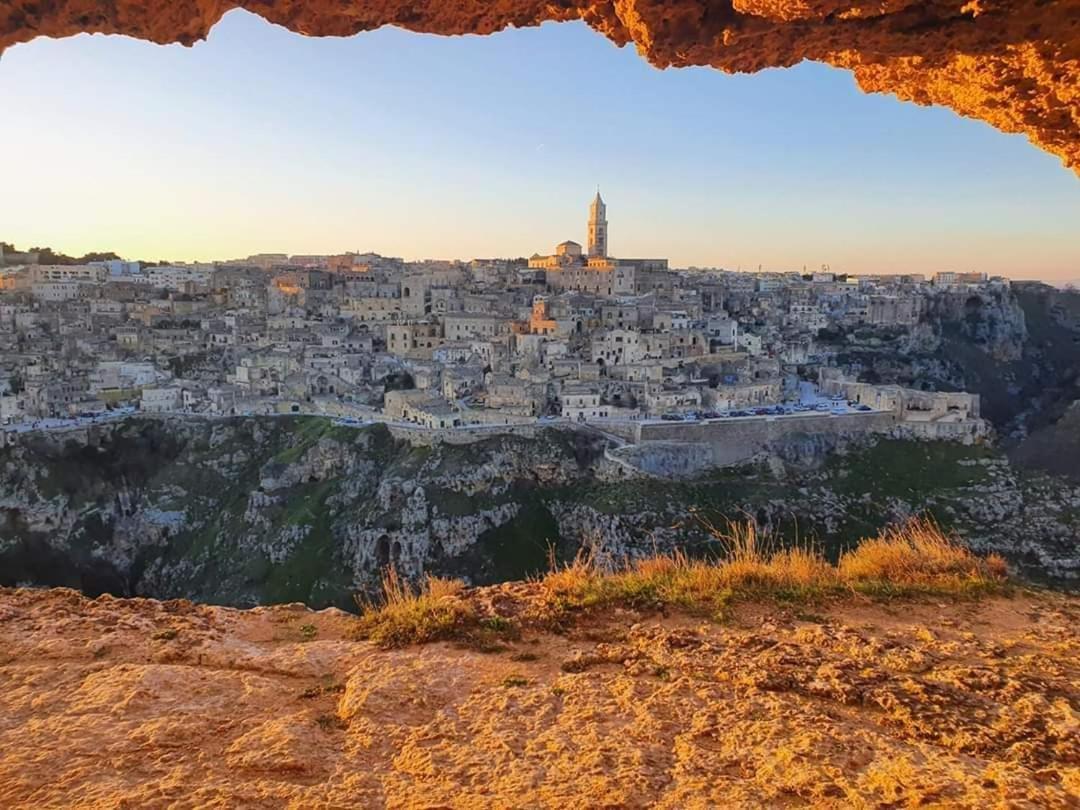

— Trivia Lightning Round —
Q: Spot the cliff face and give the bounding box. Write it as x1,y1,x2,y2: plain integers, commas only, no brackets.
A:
923,287,1029,363
1010,400,1080,483
0,1,1078,174
1,417,1078,610
0,419,619,608
834,285,1080,436
0,585,1077,807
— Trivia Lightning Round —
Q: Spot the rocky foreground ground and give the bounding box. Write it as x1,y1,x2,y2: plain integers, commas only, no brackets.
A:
0,586,1077,808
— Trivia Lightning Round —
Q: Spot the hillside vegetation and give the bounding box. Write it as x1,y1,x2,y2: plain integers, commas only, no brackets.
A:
354,518,1009,647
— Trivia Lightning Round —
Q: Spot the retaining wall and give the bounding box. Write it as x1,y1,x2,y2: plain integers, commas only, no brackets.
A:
635,411,899,468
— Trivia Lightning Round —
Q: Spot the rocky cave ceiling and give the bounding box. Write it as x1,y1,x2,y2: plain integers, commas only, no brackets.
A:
1,1,1078,175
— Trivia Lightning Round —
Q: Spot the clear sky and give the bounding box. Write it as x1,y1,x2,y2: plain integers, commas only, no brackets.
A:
2,10,1079,282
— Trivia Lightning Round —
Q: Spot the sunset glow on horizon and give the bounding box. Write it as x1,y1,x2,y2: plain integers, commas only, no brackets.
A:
1,11,1078,282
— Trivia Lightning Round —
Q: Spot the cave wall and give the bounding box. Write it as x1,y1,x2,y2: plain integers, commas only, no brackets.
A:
1,1,1078,174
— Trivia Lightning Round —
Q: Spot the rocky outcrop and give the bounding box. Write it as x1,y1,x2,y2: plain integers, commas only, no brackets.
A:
0,2,1078,173
1,416,1077,609
0,586,1077,807
0,418,618,607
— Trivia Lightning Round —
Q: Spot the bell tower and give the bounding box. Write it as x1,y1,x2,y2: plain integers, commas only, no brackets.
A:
587,190,607,258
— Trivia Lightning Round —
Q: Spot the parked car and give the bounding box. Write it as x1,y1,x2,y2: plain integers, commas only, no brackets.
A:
661,413,683,421
856,404,873,412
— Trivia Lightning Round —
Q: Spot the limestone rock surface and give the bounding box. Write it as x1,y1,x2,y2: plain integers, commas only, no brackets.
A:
0,586,1077,807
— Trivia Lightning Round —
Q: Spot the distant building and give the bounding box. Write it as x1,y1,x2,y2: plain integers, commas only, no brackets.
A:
531,193,666,296
31,281,85,302
587,191,608,258
90,259,141,277
556,241,582,259
31,265,108,284
141,386,182,412
562,384,607,421
146,265,214,291
868,295,921,326
442,313,507,341
528,296,558,336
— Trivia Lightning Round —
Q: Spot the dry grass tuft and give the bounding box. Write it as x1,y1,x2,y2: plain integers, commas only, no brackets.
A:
536,517,1006,619
838,517,1009,596
353,569,475,648
353,518,1009,646
538,521,832,619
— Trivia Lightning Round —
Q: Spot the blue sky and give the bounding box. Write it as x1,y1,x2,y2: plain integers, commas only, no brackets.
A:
1,10,1078,281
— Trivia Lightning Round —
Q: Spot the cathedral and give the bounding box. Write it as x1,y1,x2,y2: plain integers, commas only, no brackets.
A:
528,192,668,297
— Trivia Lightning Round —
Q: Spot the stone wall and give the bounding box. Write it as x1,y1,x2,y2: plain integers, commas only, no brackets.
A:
386,421,572,447
635,412,899,469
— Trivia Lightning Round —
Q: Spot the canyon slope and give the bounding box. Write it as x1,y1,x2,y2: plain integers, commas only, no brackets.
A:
1,1,1078,174
3,415,1080,609
0,585,1077,807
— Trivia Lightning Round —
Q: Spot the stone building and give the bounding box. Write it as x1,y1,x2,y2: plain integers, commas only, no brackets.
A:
562,384,607,421
587,190,608,258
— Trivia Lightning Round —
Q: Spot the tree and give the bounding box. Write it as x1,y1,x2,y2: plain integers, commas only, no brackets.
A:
25,245,122,265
